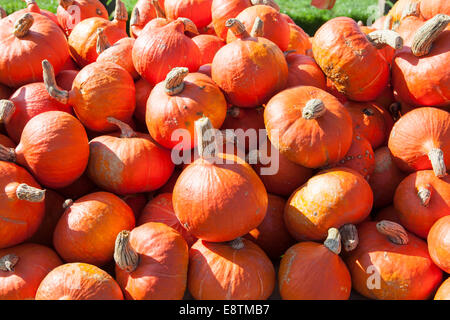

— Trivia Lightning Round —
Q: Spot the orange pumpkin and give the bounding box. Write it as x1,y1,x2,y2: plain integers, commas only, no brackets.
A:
14,0,59,25
134,78,154,123
211,0,251,40
420,0,450,21
165,0,213,29
188,237,275,299
285,53,326,90
434,278,450,300
428,215,450,273
129,0,165,38
287,23,311,55
192,34,226,65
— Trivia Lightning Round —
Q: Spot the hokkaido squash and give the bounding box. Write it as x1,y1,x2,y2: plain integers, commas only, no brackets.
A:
428,215,450,273
192,34,226,65
57,0,108,36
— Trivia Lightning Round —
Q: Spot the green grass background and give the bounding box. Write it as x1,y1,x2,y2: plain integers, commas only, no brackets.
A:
0,0,382,35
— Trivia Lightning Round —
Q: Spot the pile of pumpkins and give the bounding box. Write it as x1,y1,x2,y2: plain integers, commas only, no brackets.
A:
0,0,449,300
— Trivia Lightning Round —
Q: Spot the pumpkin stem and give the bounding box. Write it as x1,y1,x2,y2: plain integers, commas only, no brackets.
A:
195,117,218,159
250,0,280,11
14,13,34,38
179,17,199,35
16,183,46,202
107,117,138,138
114,0,128,22
152,0,166,19
388,102,402,121
428,148,447,178
229,237,245,250
417,184,432,207
24,0,39,13
59,0,74,10
63,199,74,209
324,228,341,255
366,30,403,49
42,60,70,105
302,99,326,120
96,28,111,54
362,108,375,116
165,67,189,96
400,1,420,20
226,18,250,39
250,17,264,37
376,220,409,245
0,254,19,272
227,106,240,118
339,224,359,252
283,49,297,57
130,7,140,27
0,6,7,19
114,230,139,273
0,100,15,124
0,145,16,163
412,14,450,57
383,14,393,30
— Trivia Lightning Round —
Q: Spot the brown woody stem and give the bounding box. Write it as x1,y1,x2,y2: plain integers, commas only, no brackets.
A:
14,13,34,38
0,100,15,124
412,14,450,57
302,99,325,119
229,237,244,250
107,117,137,138
114,230,139,273
63,199,74,209
0,145,16,162
59,0,74,10
165,67,189,96
226,18,250,39
324,228,341,255
130,7,140,26
250,0,280,11
0,6,7,19
152,0,165,18
376,220,409,245
389,102,402,121
367,30,404,49
195,117,218,159
227,106,240,118
42,60,70,105
417,184,432,207
428,148,447,178
179,17,199,35
400,1,419,20
96,28,111,54
0,254,19,272
384,14,393,30
250,17,264,37
114,0,128,22
16,184,46,202
339,224,359,252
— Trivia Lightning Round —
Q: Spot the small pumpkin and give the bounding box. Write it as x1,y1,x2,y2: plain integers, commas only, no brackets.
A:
428,215,450,273
165,0,213,29
192,34,226,65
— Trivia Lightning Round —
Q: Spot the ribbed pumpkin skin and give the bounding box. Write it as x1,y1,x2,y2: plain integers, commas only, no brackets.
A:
36,263,124,300
132,20,201,86
87,132,174,195
7,82,72,143
434,278,450,300
287,23,311,55
279,242,351,300
264,86,353,168
0,13,69,88
115,222,189,300
138,193,197,247
0,244,62,300
211,0,251,40
345,221,443,300
97,38,139,80
312,17,389,101
173,153,268,242
388,108,450,174
57,0,109,36
192,34,226,65
165,0,213,29
130,0,165,38
53,192,135,266
69,62,136,132
285,53,326,90
285,168,373,241
188,238,275,300
428,216,450,273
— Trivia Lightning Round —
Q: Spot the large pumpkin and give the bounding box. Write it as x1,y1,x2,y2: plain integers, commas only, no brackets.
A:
428,215,450,273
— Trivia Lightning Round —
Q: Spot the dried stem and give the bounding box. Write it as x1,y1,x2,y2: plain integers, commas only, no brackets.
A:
107,117,137,138
226,18,250,39
130,7,140,27
367,30,404,50
229,237,244,250
324,228,341,255
195,117,218,159
59,0,74,10
0,6,7,19
152,0,165,19
428,148,447,178
412,14,450,57
0,254,19,272
16,184,46,202
114,230,139,273
250,17,264,37
250,0,280,11
0,145,16,162
164,67,189,96
42,60,70,105
0,100,16,124
114,0,128,22
339,224,359,252
96,28,111,54
417,184,432,207
179,17,199,35
376,220,409,245
302,99,326,120
14,13,34,38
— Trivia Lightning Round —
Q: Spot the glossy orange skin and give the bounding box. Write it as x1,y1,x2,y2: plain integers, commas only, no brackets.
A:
173,153,268,242
285,53,326,90
420,0,450,20
369,147,406,209
345,221,443,300
388,108,450,174
0,162,45,249
138,193,197,247
373,205,402,224
264,86,353,168
14,111,89,189
0,13,69,88
7,82,72,143
246,194,295,259
146,72,227,150
392,25,450,107
211,0,251,40
192,34,226,65
279,241,351,300
57,0,108,36
97,37,139,80
68,61,136,132
56,70,79,91
88,131,174,195
0,244,62,300
212,28,288,108
133,20,201,86
394,170,450,239
285,167,373,241
134,78,154,123
115,222,189,300
434,278,450,300
312,17,389,102
53,192,135,266
227,5,290,51
428,215,450,273
287,23,311,55
0,134,15,148
36,263,124,300
250,135,313,197
68,16,128,67
346,101,389,150
130,0,165,38
165,0,213,29
188,238,275,300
